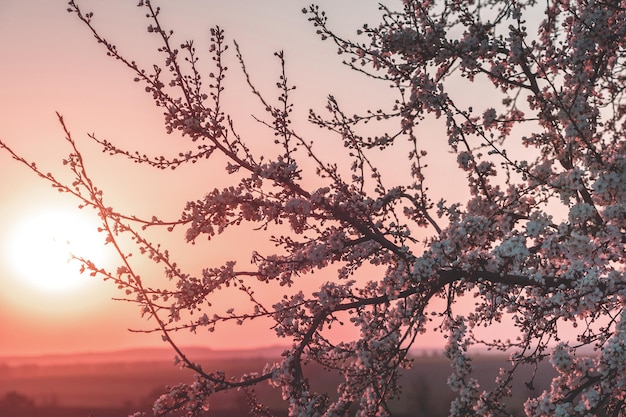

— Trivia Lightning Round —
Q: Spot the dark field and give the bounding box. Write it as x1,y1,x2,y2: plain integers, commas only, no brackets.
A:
0,348,554,417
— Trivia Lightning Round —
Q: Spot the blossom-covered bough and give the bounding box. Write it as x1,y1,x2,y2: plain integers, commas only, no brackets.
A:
2,0,626,416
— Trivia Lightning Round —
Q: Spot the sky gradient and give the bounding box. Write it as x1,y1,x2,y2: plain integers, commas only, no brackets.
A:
0,0,422,356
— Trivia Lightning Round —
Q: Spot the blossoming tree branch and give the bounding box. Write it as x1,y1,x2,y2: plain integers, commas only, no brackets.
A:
2,0,626,416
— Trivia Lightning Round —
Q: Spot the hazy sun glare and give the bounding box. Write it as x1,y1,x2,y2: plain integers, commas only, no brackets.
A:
5,207,111,295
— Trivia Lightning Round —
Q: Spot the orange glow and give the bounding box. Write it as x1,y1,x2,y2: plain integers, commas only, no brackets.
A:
4,207,111,295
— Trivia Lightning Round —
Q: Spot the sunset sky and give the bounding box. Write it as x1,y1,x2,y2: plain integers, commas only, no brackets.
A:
0,0,566,360
0,0,416,357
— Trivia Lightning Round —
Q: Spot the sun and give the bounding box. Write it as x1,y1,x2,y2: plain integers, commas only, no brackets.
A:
5,207,111,294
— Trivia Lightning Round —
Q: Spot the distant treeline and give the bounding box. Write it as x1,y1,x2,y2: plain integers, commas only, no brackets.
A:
0,354,554,417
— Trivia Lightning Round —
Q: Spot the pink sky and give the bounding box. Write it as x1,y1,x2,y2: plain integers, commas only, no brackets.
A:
0,0,461,356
